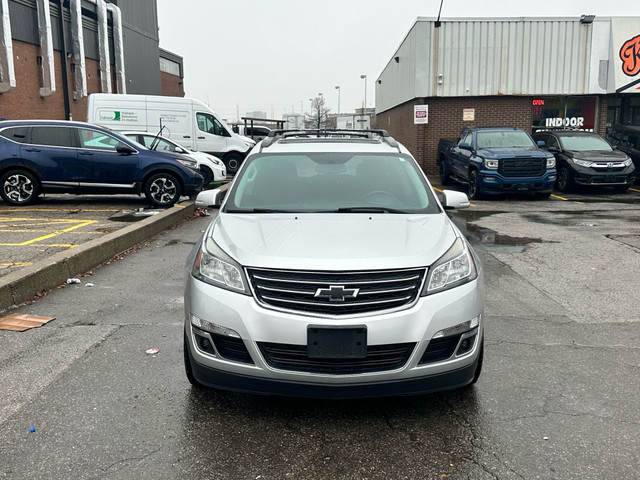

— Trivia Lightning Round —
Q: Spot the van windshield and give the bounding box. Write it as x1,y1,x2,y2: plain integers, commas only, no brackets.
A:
224,153,440,214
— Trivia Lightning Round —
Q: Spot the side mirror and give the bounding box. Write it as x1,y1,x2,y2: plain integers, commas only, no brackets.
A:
537,140,545,147
459,142,473,151
174,146,186,153
442,190,470,210
195,188,223,208
116,145,136,155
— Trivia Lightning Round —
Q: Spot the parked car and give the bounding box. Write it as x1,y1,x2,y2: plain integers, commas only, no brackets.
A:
232,125,271,142
87,93,255,174
0,120,203,207
533,130,636,192
183,129,484,398
121,131,226,186
438,127,556,199
606,124,640,181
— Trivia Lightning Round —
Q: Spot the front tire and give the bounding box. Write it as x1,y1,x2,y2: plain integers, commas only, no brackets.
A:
224,152,243,174
556,167,573,192
144,172,182,207
199,166,213,188
468,170,482,200
0,169,39,205
439,159,452,186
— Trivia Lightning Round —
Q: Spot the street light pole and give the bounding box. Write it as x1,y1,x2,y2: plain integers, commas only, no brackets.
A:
360,74,367,129
335,85,340,114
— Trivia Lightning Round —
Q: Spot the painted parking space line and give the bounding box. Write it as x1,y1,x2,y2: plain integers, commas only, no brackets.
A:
0,262,33,268
550,193,584,205
629,187,640,193
0,218,98,246
0,208,119,213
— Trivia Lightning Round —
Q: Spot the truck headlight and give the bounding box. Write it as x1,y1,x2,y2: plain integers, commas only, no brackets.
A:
571,158,593,168
423,238,477,295
176,158,198,169
546,157,556,168
483,159,498,169
623,158,633,167
192,237,250,295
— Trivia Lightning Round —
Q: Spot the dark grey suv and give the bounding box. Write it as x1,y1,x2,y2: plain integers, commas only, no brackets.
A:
533,130,635,192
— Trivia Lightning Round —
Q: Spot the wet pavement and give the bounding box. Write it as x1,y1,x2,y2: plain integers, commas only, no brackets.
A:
1,185,639,479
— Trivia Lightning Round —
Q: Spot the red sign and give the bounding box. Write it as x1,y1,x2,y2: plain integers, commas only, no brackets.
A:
532,99,545,106
620,34,640,77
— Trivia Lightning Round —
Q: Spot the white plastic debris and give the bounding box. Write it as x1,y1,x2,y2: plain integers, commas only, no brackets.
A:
146,348,160,355
66,278,81,284
85,283,95,287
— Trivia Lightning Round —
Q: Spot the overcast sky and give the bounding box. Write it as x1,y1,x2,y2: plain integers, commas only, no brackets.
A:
156,0,640,123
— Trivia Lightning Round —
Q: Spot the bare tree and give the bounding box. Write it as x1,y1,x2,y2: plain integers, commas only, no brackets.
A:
305,96,330,130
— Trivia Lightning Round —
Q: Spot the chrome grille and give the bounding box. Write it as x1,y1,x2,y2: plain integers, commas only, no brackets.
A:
498,157,546,177
246,267,427,316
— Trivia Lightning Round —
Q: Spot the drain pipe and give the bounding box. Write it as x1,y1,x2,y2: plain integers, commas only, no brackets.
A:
0,0,15,93
69,0,87,99
106,2,126,93
36,0,55,97
95,0,111,93
56,0,71,119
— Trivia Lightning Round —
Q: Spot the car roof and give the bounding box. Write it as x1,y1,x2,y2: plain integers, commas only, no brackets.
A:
535,130,601,137
0,119,106,129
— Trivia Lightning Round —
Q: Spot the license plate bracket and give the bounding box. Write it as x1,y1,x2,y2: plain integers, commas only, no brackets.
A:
307,326,367,359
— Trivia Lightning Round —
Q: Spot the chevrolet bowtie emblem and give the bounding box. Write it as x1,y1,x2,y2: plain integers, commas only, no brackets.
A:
314,285,360,302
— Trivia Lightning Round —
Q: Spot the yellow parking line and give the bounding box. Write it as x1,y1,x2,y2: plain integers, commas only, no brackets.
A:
629,188,640,193
0,262,32,268
0,219,96,246
433,187,443,193
551,193,568,200
0,208,119,212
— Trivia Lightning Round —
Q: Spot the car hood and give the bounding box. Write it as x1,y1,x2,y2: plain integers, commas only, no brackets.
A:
210,213,457,271
477,146,549,158
566,149,629,162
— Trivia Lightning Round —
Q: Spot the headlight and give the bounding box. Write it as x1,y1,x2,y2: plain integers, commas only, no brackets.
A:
207,155,223,166
623,158,633,167
484,159,498,169
423,238,477,295
546,157,556,168
176,158,198,169
192,237,250,295
571,158,593,168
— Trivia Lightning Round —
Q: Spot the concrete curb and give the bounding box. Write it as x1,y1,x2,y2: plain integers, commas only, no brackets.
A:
0,200,197,314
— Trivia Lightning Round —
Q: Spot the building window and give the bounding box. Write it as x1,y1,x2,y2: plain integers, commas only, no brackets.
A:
159,57,181,77
532,96,598,132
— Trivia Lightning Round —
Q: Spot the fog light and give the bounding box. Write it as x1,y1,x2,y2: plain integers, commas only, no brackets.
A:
190,313,240,338
456,333,477,356
484,176,496,181
433,315,480,339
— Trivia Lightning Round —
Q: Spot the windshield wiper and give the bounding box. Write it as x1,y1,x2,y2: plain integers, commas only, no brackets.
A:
336,207,408,213
225,208,301,213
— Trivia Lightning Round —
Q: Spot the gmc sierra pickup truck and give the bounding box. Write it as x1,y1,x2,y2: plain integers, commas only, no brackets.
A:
438,127,556,199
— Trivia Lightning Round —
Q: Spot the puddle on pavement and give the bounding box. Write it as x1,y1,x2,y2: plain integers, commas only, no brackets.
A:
109,208,162,222
448,210,547,251
521,211,640,226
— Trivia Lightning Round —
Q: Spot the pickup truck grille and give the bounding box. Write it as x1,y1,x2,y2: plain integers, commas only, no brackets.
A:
246,267,426,316
498,157,546,177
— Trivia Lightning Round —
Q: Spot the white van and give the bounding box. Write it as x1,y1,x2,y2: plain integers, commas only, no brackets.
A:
87,94,255,173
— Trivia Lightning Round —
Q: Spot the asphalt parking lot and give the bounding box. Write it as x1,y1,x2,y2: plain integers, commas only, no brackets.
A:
1,183,639,479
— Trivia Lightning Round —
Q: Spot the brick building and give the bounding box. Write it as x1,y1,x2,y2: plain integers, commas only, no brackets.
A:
0,0,184,122
375,17,640,175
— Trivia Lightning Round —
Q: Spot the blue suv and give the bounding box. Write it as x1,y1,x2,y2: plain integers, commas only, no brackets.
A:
0,120,203,207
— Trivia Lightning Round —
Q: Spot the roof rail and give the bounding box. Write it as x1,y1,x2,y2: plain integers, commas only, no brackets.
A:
260,129,401,152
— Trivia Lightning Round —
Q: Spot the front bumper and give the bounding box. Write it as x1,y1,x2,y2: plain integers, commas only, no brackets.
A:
569,164,636,186
184,272,484,398
478,169,556,194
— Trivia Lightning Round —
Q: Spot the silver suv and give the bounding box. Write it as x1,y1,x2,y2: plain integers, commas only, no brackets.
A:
183,130,484,398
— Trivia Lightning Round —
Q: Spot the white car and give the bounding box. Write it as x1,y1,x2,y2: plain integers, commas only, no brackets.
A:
122,131,226,186
184,130,484,398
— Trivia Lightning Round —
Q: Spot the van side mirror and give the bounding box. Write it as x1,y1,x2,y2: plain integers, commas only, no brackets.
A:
195,188,223,208
442,190,470,209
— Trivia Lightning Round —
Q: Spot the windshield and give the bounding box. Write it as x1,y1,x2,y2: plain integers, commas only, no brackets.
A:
476,131,535,148
559,135,612,152
108,129,147,150
223,153,440,214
